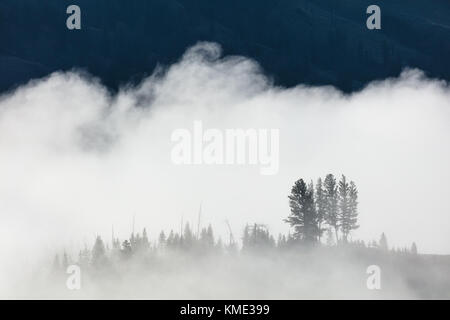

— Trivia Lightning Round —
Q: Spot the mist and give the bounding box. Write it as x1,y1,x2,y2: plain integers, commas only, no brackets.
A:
0,42,449,298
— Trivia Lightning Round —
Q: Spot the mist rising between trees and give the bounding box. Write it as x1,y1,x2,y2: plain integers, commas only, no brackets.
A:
52,174,418,272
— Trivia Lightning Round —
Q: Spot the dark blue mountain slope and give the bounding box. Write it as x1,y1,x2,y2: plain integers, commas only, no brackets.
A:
0,0,449,93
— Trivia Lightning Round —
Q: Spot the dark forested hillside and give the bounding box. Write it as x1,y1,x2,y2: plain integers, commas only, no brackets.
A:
0,0,449,93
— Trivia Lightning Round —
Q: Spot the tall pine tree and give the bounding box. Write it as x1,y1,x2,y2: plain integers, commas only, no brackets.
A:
339,178,359,242
338,175,351,242
324,174,339,243
285,178,319,243
315,177,327,242
379,232,388,251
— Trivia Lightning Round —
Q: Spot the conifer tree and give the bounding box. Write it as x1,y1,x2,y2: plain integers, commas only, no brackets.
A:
183,223,195,249
244,224,275,250
339,177,359,242
324,174,339,243
92,236,107,266
142,228,150,250
130,232,136,249
173,233,181,248
200,224,215,249
379,232,388,251
285,178,319,243
206,224,214,247
134,233,142,251
315,177,327,242
167,230,175,248
121,240,132,258
411,242,418,255
158,231,166,248
348,181,359,228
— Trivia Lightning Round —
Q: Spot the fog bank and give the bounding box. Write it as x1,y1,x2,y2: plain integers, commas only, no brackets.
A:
0,42,449,297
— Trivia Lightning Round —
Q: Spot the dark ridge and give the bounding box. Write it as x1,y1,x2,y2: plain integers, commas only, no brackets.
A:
0,0,449,94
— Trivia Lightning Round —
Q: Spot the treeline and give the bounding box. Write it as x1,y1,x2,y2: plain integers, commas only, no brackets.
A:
52,174,419,271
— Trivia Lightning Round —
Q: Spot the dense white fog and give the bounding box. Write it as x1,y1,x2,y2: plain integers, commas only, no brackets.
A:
0,42,449,298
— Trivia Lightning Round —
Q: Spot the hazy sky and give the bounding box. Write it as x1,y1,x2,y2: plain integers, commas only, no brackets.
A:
0,42,449,293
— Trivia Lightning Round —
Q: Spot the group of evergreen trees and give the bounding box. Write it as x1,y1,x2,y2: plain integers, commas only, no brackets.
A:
285,174,358,244
52,173,419,271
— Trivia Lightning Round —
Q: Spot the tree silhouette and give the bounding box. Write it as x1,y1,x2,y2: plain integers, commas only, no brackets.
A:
158,231,166,248
338,175,351,242
411,242,418,255
92,236,107,266
200,224,215,251
79,245,90,267
242,223,275,251
166,230,175,248
379,233,388,251
183,223,195,249
348,181,359,231
339,176,359,242
121,240,132,259
315,177,327,242
324,174,339,243
285,178,319,243
142,228,150,250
